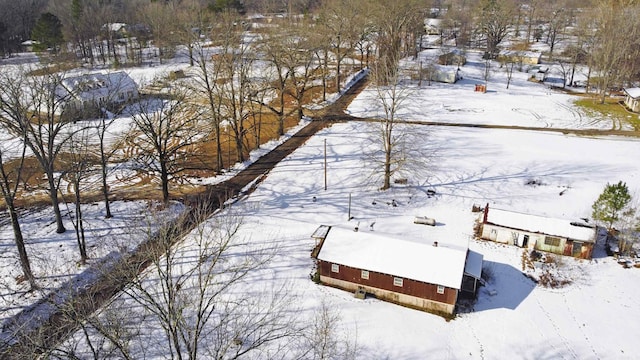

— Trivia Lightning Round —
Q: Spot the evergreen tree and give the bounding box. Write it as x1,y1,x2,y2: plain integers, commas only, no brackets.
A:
592,181,633,231
31,12,64,53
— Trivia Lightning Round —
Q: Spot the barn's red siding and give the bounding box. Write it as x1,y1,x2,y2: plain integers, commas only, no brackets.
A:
318,260,457,305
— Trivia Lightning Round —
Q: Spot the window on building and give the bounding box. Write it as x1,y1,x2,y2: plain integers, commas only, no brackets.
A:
393,277,403,287
331,263,339,273
361,270,369,279
437,285,445,294
544,236,561,247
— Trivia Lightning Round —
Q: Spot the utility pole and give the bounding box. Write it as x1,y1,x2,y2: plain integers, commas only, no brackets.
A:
324,139,327,190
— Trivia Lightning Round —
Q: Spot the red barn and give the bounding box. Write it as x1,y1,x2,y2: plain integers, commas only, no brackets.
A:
312,226,483,316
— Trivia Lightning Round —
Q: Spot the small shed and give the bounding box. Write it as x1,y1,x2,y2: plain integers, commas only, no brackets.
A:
314,225,483,316
623,88,640,113
478,204,596,259
528,65,548,82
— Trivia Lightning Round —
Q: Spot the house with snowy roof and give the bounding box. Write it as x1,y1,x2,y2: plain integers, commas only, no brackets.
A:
56,71,139,113
623,87,640,113
477,204,596,259
311,225,483,316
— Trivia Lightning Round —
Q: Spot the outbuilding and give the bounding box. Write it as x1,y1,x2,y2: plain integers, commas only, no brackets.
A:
623,87,640,113
56,71,139,113
312,225,483,316
477,204,596,259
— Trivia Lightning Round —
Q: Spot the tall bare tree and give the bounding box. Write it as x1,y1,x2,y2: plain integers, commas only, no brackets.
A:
371,51,411,190
477,0,516,59
0,68,75,234
130,86,205,204
0,140,36,289
369,0,423,85
588,1,640,103
119,207,301,359
62,128,95,264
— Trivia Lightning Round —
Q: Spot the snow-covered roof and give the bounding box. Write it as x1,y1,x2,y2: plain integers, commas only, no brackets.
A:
316,226,470,289
624,88,640,99
464,250,483,279
56,71,137,103
102,23,127,32
486,208,595,243
501,50,541,59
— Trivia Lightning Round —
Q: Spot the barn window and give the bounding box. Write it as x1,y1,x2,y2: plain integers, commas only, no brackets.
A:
361,270,369,279
437,285,445,294
393,277,403,287
331,264,339,273
544,236,561,247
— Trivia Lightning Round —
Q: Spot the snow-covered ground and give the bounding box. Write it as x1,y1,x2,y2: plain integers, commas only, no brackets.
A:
2,48,640,358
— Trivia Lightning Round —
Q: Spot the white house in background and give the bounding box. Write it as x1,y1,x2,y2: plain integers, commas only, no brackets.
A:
477,204,596,259
424,18,442,35
500,50,542,65
56,71,139,111
312,225,483,316
20,40,39,52
623,88,640,113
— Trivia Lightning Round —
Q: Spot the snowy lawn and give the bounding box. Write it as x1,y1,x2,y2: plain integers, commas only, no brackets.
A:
2,48,640,358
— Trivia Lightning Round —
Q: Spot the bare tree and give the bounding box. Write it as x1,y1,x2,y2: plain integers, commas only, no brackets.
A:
259,24,296,136
116,206,302,359
369,0,423,85
443,0,475,48
280,19,322,121
370,51,412,190
588,1,640,103
477,0,516,59
540,2,571,61
498,52,518,89
298,301,359,360
317,0,360,93
212,13,256,164
0,140,36,289
130,86,205,204
0,68,74,234
62,128,95,264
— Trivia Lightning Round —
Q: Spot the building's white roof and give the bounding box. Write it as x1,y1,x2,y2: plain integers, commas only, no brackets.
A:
485,208,595,243
464,250,483,279
501,50,541,59
316,226,469,289
624,88,640,99
56,71,137,103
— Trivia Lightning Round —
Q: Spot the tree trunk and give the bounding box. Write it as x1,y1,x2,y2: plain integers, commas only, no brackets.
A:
6,197,36,289
161,160,170,204
47,175,66,233
74,181,87,264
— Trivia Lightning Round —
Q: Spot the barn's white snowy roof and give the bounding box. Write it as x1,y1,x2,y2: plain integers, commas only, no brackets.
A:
624,87,640,99
485,207,596,243
56,71,137,103
316,226,470,289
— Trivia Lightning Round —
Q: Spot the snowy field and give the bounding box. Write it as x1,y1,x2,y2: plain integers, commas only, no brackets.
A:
226,119,640,359
2,48,640,358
